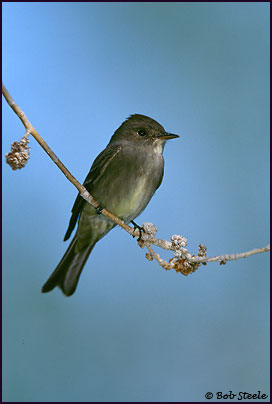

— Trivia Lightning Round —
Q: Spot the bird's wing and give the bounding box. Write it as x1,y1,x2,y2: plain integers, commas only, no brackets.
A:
63,144,122,241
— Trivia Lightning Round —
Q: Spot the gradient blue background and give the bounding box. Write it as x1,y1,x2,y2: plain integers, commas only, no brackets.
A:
2,2,269,402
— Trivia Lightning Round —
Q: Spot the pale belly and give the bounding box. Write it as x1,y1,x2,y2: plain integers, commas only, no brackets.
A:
76,177,151,250
112,176,151,221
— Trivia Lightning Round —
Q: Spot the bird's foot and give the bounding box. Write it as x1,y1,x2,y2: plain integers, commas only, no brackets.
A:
96,204,105,215
131,220,145,241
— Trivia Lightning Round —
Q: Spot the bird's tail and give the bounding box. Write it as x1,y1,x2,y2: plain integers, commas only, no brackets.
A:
41,235,95,296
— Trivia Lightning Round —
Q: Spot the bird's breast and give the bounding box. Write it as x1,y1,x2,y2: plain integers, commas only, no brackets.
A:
112,175,150,220
92,147,164,222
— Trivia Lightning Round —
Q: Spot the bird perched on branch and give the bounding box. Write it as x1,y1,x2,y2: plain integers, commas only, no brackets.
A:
42,114,179,296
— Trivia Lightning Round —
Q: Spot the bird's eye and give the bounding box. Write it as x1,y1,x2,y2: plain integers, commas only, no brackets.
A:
137,129,147,137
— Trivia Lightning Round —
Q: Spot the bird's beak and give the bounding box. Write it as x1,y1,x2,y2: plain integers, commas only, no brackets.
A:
156,132,179,140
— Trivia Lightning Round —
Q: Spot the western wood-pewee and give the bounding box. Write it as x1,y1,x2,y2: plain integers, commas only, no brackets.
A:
42,114,179,296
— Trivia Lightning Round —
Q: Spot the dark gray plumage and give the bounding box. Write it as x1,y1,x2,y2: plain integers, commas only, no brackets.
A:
42,114,179,296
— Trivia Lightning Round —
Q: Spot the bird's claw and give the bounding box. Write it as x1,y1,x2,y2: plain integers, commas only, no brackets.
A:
96,204,105,215
131,220,145,241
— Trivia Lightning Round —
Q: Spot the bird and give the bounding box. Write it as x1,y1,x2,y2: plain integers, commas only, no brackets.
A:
41,114,179,296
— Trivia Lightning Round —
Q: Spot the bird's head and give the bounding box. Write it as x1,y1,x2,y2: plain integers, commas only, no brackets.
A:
110,114,179,152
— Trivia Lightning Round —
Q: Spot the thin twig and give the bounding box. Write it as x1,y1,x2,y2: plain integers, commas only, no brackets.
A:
2,83,135,237
144,240,270,274
189,244,271,264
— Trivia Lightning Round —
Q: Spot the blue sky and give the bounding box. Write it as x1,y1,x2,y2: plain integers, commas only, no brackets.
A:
2,2,269,402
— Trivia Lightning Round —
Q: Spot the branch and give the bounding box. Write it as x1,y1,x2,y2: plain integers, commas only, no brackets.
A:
2,83,135,237
3,83,270,276
143,234,270,276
